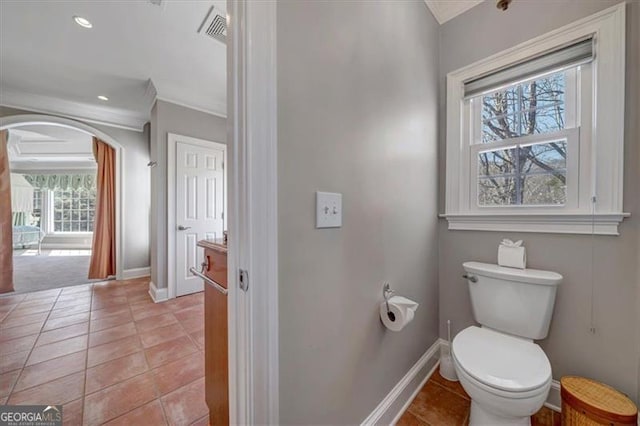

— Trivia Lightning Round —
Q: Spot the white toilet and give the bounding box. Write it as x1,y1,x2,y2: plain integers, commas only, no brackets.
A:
452,261,562,426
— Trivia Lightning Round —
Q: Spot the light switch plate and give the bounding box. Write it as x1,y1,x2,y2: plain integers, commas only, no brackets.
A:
316,192,342,228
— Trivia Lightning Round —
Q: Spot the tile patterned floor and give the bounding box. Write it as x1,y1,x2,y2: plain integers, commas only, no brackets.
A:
0,278,207,425
397,367,561,426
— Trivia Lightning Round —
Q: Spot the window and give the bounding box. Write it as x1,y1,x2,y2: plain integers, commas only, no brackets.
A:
472,70,576,208
53,188,96,232
32,189,42,227
444,4,627,235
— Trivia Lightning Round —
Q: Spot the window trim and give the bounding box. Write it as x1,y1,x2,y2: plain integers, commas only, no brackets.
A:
443,3,627,235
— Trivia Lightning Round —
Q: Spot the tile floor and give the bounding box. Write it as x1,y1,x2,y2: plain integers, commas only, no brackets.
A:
0,277,207,425
397,367,561,426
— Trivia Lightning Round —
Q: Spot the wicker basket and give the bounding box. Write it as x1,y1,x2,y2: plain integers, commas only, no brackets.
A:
561,376,638,425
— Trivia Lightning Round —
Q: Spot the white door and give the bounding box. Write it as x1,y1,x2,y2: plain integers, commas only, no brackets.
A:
175,140,225,297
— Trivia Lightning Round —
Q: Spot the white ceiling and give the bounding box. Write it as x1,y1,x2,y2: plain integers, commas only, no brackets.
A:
8,125,96,170
424,0,485,24
0,0,227,130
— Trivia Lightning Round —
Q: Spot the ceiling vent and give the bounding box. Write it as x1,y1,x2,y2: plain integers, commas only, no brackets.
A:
198,6,226,44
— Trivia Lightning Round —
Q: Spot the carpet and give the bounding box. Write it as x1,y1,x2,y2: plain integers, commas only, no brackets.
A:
11,250,108,293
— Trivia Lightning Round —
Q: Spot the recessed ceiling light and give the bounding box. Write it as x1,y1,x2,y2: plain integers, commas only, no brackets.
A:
97,95,109,101
73,16,93,29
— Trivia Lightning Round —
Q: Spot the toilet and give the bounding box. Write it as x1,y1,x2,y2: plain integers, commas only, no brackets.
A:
452,261,562,426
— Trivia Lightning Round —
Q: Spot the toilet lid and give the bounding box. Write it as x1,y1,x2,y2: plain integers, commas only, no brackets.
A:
452,326,551,393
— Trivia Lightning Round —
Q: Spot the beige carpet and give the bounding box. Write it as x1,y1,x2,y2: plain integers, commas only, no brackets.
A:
11,249,108,293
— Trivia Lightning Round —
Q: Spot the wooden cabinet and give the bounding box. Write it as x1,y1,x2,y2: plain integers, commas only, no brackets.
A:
200,241,229,426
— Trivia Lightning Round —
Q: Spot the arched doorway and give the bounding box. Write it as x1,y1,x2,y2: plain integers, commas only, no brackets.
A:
0,114,124,281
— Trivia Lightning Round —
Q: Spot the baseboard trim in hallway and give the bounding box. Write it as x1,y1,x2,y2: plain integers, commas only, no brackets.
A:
148,281,168,303
123,267,151,280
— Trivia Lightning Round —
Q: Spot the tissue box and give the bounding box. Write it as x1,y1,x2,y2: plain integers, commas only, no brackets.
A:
498,240,527,269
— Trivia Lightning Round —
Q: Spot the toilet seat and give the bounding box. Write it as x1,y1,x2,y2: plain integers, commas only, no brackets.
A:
452,326,551,394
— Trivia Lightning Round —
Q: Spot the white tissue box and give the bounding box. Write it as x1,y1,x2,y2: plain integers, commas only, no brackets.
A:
498,240,527,269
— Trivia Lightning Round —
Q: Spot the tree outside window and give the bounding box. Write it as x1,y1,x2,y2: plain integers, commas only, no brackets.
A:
477,71,568,206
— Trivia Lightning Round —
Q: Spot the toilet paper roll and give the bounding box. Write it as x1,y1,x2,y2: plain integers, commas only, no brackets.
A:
380,296,418,332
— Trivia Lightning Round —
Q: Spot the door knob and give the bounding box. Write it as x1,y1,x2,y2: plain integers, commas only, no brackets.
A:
178,225,191,231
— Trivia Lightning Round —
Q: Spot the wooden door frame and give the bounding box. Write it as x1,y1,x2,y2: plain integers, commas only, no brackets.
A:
227,0,279,424
0,114,125,281
166,132,227,300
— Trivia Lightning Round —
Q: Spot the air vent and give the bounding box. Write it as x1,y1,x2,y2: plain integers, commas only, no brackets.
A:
198,6,226,44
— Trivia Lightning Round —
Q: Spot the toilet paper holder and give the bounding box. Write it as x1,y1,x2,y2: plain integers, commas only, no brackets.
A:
383,282,395,320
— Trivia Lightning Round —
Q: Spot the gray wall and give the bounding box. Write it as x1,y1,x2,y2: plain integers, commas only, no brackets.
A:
0,106,151,270
438,0,640,402
149,99,226,289
277,1,440,424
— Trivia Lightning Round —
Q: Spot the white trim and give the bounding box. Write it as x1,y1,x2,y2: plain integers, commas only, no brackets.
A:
442,213,629,236
123,267,151,280
361,339,441,425
155,96,227,120
148,280,168,303
1,79,226,131
227,0,279,424
1,114,125,280
40,243,92,249
445,3,627,235
166,133,226,300
546,380,561,412
1,89,148,132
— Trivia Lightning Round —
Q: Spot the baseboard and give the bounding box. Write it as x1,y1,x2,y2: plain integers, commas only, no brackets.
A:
41,243,92,249
439,340,563,413
361,338,441,425
123,267,151,280
545,380,561,412
148,281,168,303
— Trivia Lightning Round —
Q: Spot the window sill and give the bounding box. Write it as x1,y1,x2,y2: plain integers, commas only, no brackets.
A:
440,213,630,235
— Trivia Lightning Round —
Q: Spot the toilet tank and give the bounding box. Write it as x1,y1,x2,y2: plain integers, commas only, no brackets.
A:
463,262,562,340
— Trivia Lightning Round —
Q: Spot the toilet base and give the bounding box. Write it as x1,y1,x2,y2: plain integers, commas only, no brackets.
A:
469,401,531,426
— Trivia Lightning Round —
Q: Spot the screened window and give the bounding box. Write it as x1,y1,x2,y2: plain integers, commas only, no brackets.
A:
53,188,96,232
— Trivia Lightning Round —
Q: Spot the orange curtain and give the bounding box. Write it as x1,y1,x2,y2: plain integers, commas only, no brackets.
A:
0,130,14,293
88,138,116,279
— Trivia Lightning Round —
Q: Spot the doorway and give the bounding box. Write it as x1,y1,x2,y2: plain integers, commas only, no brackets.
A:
0,114,125,293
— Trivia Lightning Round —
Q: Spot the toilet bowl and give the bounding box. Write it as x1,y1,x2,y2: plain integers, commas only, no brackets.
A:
452,326,551,425
455,262,562,426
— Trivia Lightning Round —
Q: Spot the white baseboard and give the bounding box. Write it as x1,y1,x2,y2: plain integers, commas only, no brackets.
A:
123,267,151,280
545,380,561,412
148,281,168,303
41,243,92,249
361,338,441,425
439,340,562,413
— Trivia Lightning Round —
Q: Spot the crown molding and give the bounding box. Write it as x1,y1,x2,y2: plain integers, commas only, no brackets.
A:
155,96,227,119
143,79,158,114
1,80,227,132
1,88,148,132
424,0,485,24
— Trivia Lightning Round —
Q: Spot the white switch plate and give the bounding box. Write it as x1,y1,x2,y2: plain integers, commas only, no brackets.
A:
316,191,342,228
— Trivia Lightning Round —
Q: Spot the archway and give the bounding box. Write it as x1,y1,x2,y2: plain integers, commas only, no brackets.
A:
0,114,124,281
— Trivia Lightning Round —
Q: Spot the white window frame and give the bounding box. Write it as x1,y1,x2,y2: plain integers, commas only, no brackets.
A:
36,188,95,237
467,68,581,212
443,3,628,235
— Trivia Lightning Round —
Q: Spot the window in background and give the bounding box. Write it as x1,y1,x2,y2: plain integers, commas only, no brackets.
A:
32,189,42,227
53,188,96,232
